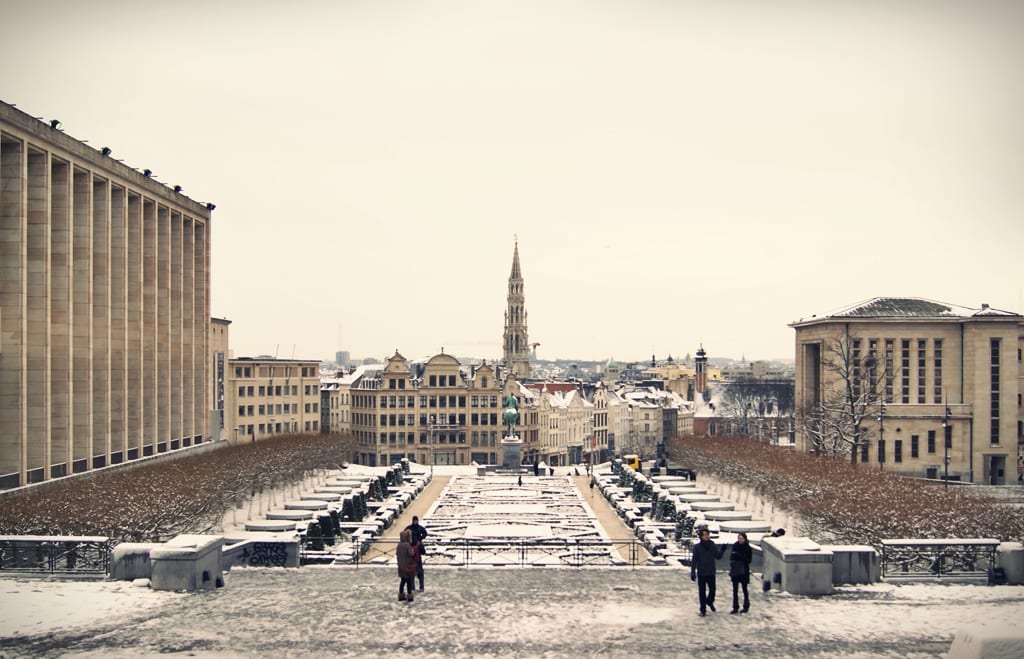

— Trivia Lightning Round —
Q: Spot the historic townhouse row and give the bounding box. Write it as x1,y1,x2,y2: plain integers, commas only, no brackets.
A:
318,350,691,469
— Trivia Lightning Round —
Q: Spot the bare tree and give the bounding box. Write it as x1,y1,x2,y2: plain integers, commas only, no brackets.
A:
717,379,796,439
801,335,891,464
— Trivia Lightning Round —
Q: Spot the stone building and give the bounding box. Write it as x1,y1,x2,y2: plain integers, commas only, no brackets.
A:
348,351,512,467
224,357,322,443
791,297,1023,484
0,101,213,488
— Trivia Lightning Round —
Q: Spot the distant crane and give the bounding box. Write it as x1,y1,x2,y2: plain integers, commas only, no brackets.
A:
530,342,541,358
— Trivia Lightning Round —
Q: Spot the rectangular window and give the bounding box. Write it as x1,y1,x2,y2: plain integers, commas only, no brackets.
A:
917,340,926,404
860,441,868,463
991,338,1000,443
934,339,943,404
238,406,245,417
910,434,919,458
238,386,245,397
259,386,266,396
894,440,902,463
471,396,478,407
885,339,894,403
927,430,936,454
877,439,885,464
429,375,437,386
901,340,911,404
852,339,862,400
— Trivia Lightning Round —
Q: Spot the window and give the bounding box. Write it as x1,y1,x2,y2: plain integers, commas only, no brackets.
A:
429,375,437,386
482,377,488,388
900,340,910,404
238,406,245,416
910,435,919,458
449,375,456,386
917,340,926,404
877,439,885,464
259,386,266,396
927,430,936,454
894,440,902,463
247,386,254,396
991,338,1001,444
238,386,245,397
885,339,894,403
934,339,943,403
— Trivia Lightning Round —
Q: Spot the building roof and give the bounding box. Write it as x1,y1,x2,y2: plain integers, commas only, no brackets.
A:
795,297,1019,325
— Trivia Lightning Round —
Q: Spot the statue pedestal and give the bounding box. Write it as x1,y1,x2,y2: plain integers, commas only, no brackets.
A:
501,435,522,469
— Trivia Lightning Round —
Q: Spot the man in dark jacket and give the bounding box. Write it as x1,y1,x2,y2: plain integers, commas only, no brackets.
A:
690,527,726,616
404,516,428,592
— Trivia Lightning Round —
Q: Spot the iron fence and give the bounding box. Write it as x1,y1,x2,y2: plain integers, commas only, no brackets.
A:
0,535,111,574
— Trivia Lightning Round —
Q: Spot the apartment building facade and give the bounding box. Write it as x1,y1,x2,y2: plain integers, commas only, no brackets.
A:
349,351,513,467
791,297,1023,484
224,357,322,443
0,102,213,488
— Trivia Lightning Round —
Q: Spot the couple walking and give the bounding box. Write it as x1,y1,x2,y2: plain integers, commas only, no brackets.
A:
396,515,428,602
690,528,753,616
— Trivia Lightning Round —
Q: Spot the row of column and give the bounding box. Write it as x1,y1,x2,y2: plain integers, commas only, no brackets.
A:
0,129,210,487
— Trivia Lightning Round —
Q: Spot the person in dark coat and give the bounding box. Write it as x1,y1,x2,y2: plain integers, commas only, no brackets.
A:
690,527,726,616
729,532,753,613
404,516,428,592
396,529,418,602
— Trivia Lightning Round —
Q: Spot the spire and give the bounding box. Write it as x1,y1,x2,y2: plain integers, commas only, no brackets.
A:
503,237,531,379
510,236,522,279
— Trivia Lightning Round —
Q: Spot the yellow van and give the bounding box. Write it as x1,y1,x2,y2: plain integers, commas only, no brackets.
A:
623,454,641,472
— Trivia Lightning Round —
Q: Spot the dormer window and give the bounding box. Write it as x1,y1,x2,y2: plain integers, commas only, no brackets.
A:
482,377,488,388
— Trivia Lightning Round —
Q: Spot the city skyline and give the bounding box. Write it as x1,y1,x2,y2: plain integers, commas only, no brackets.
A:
4,1,1022,364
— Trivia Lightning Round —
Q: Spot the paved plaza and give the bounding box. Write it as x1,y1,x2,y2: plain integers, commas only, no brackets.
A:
1,464,1022,657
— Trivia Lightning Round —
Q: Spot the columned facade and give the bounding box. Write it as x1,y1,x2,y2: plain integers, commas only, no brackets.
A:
0,102,212,488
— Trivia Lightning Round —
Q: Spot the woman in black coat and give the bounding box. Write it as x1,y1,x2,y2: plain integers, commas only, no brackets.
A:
729,532,753,613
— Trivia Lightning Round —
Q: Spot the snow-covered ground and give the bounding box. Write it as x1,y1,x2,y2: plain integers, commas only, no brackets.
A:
2,463,1022,657
1,568,1022,657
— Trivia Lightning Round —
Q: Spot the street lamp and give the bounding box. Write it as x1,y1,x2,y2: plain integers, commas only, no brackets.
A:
428,415,435,476
942,407,952,491
877,401,886,470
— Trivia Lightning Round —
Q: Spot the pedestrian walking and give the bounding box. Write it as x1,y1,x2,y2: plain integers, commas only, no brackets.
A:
404,515,428,592
589,476,595,496
396,529,418,602
690,527,725,616
729,532,753,614
518,475,523,487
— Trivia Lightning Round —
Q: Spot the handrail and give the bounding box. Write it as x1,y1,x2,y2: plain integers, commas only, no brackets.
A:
0,535,112,574
349,537,650,568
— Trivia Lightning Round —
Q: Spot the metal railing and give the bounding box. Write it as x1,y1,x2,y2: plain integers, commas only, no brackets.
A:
0,535,111,574
880,538,999,580
350,537,649,568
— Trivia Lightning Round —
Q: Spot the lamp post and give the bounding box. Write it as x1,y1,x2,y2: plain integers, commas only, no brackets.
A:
877,401,886,471
428,415,435,476
942,407,952,491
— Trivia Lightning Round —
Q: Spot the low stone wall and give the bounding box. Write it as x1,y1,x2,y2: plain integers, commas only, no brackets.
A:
997,542,1024,584
150,534,224,591
761,536,834,596
110,542,160,581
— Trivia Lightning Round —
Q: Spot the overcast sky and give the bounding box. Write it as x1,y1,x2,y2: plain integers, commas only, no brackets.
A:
4,0,1022,364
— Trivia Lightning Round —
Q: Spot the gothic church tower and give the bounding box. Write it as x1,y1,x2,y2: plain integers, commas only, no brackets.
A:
503,239,531,378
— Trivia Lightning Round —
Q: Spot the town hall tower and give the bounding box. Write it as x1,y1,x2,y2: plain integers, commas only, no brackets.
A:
502,239,531,378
